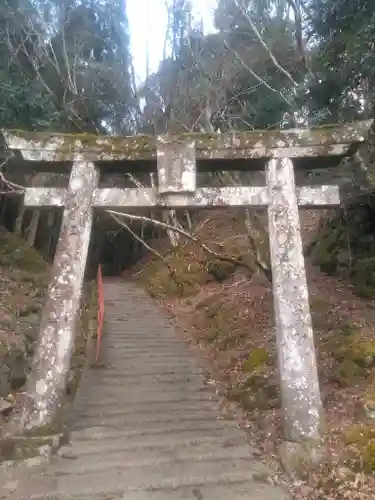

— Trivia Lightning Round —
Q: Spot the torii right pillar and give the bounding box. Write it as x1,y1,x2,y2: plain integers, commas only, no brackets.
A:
266,157,323,449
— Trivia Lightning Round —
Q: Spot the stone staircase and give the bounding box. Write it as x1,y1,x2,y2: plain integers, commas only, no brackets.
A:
4,280,290,499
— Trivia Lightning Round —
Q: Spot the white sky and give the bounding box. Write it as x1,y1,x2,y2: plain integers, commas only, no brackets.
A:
127,0,217,84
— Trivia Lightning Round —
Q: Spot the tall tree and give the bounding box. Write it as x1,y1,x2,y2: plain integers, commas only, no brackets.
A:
307,0,375,123
141,0,306,133
0,0,135,133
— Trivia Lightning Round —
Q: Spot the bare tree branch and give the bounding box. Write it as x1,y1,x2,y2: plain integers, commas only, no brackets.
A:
107,210,253,272
235,0,298,86
0,158,25,194
223,40,293,107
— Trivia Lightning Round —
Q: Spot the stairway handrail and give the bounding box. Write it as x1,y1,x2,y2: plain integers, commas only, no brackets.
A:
96,264,104,362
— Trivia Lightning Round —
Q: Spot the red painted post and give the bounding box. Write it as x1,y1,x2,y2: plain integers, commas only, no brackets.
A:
96,264,104,363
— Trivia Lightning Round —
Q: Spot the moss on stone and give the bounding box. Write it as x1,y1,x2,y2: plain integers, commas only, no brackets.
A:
4,120,371,162
243,348,269,373
206,259,236,282
204,301,223,318
227,374,280,411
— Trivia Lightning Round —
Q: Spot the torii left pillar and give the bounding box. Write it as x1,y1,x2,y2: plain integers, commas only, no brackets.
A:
18,159,99,433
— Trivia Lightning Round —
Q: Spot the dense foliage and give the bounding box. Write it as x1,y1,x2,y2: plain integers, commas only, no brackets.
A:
1,0,373,133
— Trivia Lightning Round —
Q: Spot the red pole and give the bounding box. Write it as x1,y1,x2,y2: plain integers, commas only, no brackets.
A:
96,264,104,363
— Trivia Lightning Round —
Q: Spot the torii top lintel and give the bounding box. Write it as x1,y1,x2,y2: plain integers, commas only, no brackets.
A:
1,120,373,166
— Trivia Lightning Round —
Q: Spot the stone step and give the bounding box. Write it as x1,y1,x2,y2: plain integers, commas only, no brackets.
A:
82,372,204,383
101,337,181,342
39,456,271,497
51,443,256,474
78,368,204,377
72,399,217,414
75,388,210,399
89,358,198,366
99,343,188,349
100,343,187,349
74,394,214,407
62,429,245,455
80,380,206,390
25,481,290,500
69,418,236,436
96,359,197,367
70,409,225,427
76,383,211,395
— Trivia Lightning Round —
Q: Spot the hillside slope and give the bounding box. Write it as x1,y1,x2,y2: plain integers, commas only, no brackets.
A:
0,227,47,405
0,227,95,455
132,209,375,500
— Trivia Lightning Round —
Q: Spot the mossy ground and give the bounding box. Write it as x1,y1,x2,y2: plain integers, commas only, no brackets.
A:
0,227,48,401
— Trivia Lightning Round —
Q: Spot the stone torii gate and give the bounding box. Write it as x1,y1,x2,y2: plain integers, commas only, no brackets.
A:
2,121,372,444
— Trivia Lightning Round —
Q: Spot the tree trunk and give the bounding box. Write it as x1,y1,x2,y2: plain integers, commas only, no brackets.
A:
162,209,180,247
14,204,25,235
26,210,40,247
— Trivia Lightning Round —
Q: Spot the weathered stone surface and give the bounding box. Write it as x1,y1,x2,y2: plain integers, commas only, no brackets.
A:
16,160,99,433
2,120,372,163
156,137,196,193
95,185,340,208
24,185,340,209
278,440,327,480
266,158,323,442
24,187,67,207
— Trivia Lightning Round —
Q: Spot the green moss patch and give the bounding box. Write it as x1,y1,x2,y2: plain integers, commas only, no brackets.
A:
326,324,375,386
144,253,207,298
141,242,251,299
351,257,375,298
243,348,269,373
0,228,46,274
344,423,375,473
206,259,236,282
227,373,279,412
